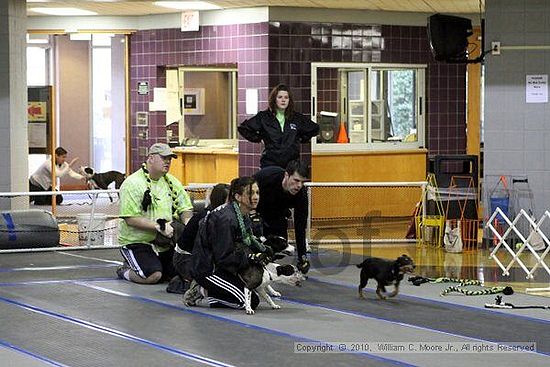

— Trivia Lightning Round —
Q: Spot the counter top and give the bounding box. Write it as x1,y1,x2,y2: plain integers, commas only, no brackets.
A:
172,146,238,155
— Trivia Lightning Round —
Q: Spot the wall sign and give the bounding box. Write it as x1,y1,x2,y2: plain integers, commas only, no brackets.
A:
181,11,200,32
137,81,149,95
136,112,148,127
28,101,47,121
183,88,205,115
526,75,548,103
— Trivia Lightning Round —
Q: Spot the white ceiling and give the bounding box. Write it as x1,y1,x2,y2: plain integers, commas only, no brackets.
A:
27,0,485,17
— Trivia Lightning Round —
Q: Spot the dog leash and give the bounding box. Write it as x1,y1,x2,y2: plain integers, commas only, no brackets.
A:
408,276,482,286
485,295,550,310
441,285,514,296
407,276,512,297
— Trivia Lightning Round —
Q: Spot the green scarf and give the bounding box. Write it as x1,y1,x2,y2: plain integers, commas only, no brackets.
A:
232,201,265,253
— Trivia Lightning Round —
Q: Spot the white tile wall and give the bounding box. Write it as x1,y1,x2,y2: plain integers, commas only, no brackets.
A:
0,0,28,210
485,0,550,216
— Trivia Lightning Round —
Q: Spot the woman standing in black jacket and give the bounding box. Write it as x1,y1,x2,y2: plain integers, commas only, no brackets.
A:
238,84,319,169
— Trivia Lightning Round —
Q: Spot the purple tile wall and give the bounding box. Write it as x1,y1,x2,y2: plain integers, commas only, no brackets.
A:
129,21,466,175
269,22,466,159
129,24,269,173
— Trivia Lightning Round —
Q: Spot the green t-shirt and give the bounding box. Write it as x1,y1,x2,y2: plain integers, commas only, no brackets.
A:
276,109,285,131
118,169,193,251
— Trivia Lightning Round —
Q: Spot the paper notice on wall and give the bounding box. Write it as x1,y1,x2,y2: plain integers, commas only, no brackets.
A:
149,88,167,111
526,74,548,103
28,122,47,148
166,69,182,125
246,88,258,115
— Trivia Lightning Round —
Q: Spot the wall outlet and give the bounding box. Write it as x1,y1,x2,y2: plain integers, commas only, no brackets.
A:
491,41,501,55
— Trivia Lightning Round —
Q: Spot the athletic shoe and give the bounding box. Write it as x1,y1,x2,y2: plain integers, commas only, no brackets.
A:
116,265,129,280
297,256,310,274
182,280,203,306
166,276,190,294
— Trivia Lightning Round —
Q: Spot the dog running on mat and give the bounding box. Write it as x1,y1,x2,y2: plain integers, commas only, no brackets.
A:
357,254,415,300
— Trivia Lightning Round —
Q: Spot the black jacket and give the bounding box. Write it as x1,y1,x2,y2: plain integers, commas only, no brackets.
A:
238,109,319,168
253,166,308,257
177,208,208,253
191,203,252,279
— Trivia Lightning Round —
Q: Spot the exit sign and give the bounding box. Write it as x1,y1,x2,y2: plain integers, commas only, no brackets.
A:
181,11,199,32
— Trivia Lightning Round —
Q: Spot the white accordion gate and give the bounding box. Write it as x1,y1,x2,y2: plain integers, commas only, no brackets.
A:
486,207,550,293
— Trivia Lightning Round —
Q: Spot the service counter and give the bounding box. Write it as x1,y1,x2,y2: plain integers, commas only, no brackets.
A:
169,147,238,185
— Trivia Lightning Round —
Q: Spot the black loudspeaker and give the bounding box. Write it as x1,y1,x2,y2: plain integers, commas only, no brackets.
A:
428,13,473,62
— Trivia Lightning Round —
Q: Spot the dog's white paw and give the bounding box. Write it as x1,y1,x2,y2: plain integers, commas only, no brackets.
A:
271,304,281,310
270,290,281,297
246,308,255,315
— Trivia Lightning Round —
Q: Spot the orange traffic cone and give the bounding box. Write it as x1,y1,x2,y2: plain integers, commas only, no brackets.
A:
336,121,348,143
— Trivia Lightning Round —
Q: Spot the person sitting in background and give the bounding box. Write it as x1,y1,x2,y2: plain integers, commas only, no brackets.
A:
238,84,319,169
116,143,193,284
183,177,268,310
167,183,231,294
29,147,84,205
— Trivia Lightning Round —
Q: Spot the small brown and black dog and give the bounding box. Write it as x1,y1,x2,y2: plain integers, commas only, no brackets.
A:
357,254,415,300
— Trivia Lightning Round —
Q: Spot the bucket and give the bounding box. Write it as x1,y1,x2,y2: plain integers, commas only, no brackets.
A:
490,197,509,222
77,213,107,246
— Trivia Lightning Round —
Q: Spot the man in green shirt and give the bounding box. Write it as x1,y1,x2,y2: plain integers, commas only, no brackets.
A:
117,143,193,284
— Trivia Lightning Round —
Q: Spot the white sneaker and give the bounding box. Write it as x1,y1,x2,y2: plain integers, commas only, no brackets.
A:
182,280,203,306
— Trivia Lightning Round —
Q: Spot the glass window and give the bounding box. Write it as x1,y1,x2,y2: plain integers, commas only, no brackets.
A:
177,67,237,146
91,35,126,173
27,47,49,86
92,47,112,172
312,63,425,151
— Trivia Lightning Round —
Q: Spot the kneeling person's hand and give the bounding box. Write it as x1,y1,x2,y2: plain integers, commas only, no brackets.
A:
248,252,269,265
155,219,174,238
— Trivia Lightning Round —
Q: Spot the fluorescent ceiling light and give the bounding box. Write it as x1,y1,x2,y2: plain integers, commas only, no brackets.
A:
154,1,222,10
69,33,92,41
26,34,50,44
29,8,98,16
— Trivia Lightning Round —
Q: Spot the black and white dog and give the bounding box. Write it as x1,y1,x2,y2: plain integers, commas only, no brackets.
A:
241,262,305,315
239,235,304,315
357,254,415,300
80,166,125,202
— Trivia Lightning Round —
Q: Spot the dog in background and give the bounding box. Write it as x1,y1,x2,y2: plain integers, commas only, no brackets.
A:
357,254,415,300
80,166,125,202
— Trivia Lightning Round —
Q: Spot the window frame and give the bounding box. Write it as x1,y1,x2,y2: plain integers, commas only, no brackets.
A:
26,37,52,87
177,66,238,147
311,62,426,152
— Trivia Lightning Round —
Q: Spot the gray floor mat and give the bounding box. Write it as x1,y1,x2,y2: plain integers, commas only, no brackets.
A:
1,249,549,367
0,284,386,367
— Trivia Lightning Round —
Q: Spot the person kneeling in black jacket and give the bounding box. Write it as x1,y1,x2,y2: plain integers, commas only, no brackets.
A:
167,183,231,294
183,177,268,309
